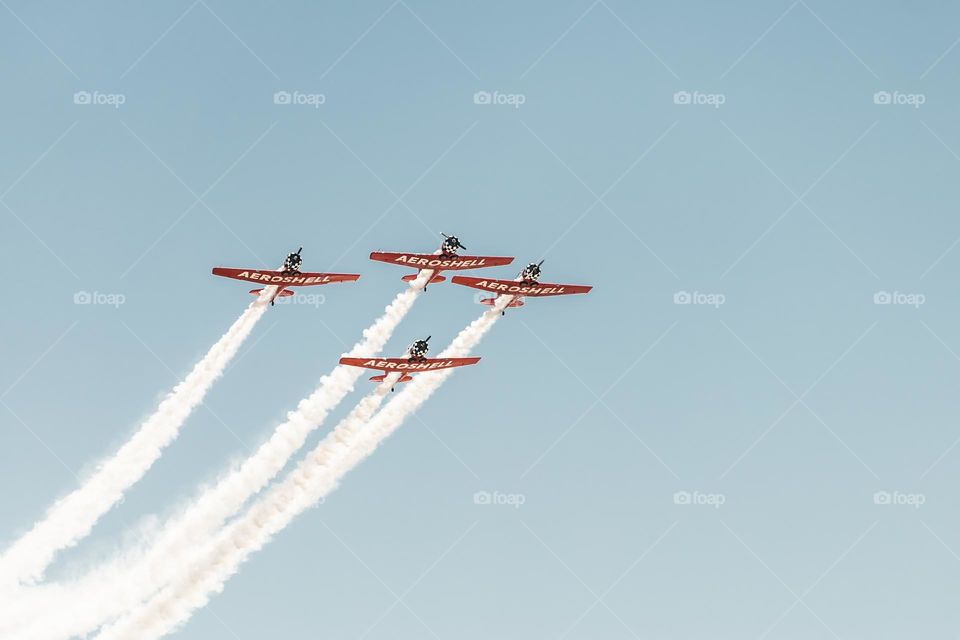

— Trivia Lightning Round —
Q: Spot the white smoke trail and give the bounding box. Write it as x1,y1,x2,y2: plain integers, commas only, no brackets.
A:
5,278,429,640
0,291,273,588
95,296,512,640
10,381,396,640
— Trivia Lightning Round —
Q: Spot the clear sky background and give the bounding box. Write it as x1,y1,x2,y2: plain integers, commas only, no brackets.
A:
2,1,960,638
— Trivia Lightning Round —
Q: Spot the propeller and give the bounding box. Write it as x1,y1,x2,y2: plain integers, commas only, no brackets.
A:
441,233,466,250
410,336,430,359
284,248,303,270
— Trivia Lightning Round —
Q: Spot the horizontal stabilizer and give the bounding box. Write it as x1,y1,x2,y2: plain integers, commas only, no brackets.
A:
370,374,414,384
480,297,524,308
402,273,446,284
249,288,294,298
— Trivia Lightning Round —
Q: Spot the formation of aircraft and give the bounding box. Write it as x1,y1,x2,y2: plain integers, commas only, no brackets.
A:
212,248,361,305
213,234,593,384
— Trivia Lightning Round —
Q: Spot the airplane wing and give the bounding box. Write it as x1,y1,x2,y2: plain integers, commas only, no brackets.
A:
450,276,593,297
212,268,361,286
339,356,481,372
369,252,514,271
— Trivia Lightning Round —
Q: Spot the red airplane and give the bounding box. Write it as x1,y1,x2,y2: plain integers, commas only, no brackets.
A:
339,336,480,391
369,233,514,289
451,260,593,314
213,248,361,306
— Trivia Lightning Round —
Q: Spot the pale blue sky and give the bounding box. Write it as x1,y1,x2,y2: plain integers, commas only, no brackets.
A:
3,1,960,638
